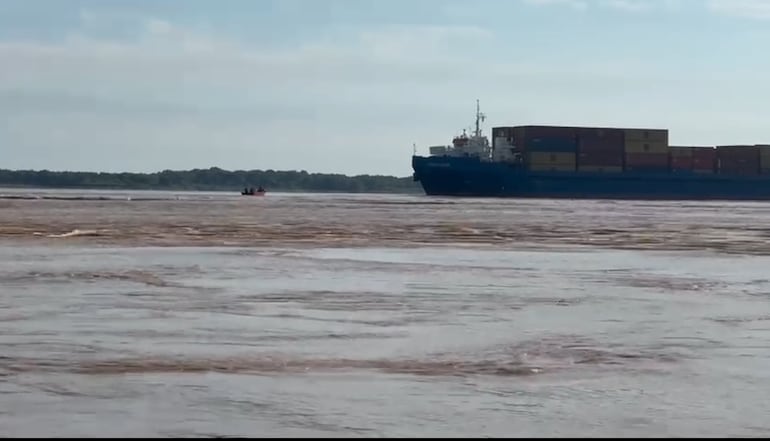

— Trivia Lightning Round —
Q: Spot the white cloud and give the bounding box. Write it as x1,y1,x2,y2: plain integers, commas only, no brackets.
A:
3,9,770,175
603,0,651,12
0,15,506,175
660,0,695,11
521,0,588,11
708,0,770,19
523,0,697,14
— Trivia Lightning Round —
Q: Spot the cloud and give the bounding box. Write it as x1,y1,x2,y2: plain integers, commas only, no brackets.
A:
523,0,695,13
708,0,770,19
521,0,588,10
3,6,769,176
1,15,496,93
0,13,506,175
0,13,667,132
603,0,651,12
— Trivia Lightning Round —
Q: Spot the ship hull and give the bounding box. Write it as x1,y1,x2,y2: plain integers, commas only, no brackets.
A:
412,155,770,201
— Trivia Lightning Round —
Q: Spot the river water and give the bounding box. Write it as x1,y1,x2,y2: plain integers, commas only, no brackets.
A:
1,188,769,437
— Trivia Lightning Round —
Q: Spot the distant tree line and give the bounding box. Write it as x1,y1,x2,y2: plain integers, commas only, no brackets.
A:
0,167,423,194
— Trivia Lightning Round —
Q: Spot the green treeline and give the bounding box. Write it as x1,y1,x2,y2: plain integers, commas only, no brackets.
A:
0,167,422,194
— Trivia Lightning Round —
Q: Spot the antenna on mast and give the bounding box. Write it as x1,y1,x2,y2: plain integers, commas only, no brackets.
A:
474,99,486,137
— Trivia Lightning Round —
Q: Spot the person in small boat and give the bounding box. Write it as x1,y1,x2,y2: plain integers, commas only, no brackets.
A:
241,186,264,195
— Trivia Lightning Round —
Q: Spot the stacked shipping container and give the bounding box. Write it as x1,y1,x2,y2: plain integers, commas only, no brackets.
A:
518,126,577,171
716,145,759,175
491,124,763,176
757,145,770,174
491,127,519,163
692,147,716,173
492,127,515,150
669,146,693,172
528,152,577,171
576,127,624,172
623,128,669,172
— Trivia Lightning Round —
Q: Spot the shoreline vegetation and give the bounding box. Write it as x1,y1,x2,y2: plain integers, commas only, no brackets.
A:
0,167,423,194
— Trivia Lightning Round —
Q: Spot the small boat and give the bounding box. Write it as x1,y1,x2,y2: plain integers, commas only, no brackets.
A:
241,186,266,196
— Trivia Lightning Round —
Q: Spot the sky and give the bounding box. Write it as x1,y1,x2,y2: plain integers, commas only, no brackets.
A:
2,0,770,177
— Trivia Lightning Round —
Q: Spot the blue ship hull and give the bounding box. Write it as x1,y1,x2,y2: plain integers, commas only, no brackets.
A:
412,155,770,201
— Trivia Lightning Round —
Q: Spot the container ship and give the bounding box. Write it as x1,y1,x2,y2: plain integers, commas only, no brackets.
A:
411,101,770,200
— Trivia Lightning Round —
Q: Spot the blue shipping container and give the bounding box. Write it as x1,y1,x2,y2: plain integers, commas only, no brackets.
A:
526,136,578,153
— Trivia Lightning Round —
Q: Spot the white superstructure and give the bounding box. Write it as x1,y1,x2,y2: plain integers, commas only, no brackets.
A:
423,100,493,160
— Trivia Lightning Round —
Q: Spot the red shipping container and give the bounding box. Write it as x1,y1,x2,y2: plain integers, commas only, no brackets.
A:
692,158,715,170
717,145,759,160
519,125,578,139
692,147,716,159
692,148,716,167
721,157,757,165
625,152,669,167
514,126,578,148
718,144,755,149
577,127,624,145
720,166,759,175
719,152,759,161
671,156,693,170
720,158,759,172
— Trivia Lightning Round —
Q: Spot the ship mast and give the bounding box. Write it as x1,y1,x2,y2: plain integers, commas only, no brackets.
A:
474,99,486,138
